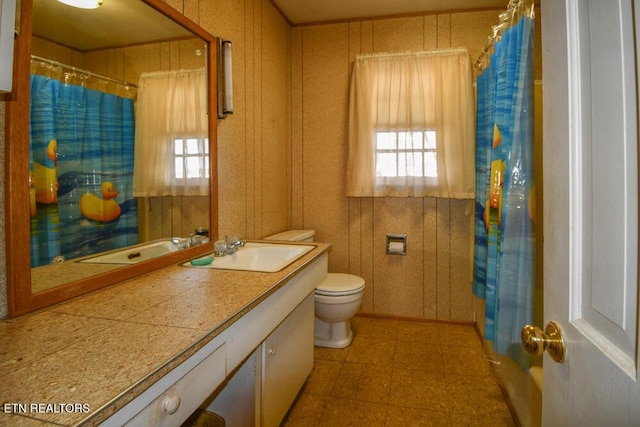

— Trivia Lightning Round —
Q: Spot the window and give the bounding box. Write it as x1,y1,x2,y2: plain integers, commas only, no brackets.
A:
133,69,209,197
346,49,475,198
173,138,209,180
375,130,437,179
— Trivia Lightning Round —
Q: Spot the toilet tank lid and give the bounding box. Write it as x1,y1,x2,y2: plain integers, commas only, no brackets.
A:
264,230,315,241
317,273,365,293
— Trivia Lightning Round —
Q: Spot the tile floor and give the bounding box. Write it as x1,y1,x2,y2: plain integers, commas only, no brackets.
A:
282,316,516,426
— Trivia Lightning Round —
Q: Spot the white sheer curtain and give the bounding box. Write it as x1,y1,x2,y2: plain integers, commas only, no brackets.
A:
346,49,475,198
133,68,208,197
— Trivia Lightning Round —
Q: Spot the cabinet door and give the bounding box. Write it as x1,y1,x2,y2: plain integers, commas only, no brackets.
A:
261,293,314,426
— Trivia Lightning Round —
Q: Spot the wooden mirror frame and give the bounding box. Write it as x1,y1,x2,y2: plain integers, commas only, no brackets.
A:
5,0,219,317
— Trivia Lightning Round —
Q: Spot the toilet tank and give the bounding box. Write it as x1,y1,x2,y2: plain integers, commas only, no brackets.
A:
265,230,315,242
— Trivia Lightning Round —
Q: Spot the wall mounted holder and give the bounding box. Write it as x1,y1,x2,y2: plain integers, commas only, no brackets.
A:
386,234,407,255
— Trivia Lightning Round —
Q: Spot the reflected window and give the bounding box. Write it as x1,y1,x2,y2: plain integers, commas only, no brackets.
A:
174,138,209,180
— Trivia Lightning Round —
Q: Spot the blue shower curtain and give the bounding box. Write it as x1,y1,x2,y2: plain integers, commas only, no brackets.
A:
473,16,535,369
30,74,138,267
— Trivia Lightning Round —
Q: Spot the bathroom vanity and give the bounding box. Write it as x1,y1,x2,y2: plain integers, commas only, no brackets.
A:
0,242,330,426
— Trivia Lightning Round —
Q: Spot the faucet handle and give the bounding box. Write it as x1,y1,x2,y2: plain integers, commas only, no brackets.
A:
226,235,241,245
214,240,228,256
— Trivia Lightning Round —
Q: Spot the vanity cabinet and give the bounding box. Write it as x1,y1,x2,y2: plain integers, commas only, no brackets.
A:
103,252,327,427
205,293,315,426
261,293,314,426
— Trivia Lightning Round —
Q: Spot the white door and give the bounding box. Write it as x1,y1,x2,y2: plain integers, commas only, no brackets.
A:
540,0,640,425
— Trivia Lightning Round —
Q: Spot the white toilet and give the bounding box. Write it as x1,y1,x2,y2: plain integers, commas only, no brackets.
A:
265,230,365,348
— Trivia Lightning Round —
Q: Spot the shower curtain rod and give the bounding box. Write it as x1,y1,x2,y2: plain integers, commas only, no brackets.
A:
356,47,469,60
31,55,138,88
473,0,535,71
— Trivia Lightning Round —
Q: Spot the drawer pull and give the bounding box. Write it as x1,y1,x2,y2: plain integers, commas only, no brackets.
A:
162,395,181,415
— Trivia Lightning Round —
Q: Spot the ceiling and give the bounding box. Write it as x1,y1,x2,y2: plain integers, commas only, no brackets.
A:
32,0,511,52
271,0,510,25
32,0,195,52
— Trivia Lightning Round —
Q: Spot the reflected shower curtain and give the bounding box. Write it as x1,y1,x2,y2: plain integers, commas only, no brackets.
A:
473,15,535,369
30,74,138,267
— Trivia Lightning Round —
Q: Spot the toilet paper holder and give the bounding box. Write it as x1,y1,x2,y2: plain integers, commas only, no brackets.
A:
386,234,407,255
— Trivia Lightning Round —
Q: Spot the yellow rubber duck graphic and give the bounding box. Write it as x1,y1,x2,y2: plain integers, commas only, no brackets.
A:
484,125,505,230
80,181,122,222
33,139,59,204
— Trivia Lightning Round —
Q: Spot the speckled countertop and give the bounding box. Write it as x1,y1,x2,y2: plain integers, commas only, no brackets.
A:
0,242,331,427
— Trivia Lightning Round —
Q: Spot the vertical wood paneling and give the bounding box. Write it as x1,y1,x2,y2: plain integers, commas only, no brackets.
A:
300,24,350,273
436,14,451,48
252,0,263,238
261,0,290,236
436,198,451,319
450,199,473,320
373,17,425,52
290,28,304,229
372,198,424,317
423,198,438,318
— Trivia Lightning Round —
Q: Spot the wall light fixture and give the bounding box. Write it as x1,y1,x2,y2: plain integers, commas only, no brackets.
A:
218,39,233,119
56,0,103,9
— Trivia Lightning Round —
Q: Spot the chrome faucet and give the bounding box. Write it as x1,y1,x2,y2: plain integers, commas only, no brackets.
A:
225,236,246,254
171,234,208,250
213,236,246,256
171,237,190,250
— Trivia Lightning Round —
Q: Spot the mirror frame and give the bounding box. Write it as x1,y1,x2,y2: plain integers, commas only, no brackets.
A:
5,0,219,317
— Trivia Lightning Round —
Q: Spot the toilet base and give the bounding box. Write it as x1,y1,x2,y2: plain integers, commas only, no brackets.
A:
314,318,354,348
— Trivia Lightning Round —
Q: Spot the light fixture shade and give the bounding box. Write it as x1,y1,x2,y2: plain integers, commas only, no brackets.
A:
217,39,233,119
56,0,103,9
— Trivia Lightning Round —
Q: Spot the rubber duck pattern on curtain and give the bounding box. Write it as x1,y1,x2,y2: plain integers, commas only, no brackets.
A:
472,15,535,370
29,74,138,268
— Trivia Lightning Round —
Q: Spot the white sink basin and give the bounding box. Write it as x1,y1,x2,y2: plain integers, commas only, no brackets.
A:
186,242,314,272
79,239,178,264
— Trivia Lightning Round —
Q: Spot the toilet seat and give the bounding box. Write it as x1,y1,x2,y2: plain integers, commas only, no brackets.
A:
315,273,365,297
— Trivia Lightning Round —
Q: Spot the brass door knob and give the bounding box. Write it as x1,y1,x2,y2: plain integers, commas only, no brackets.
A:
521,321,566,363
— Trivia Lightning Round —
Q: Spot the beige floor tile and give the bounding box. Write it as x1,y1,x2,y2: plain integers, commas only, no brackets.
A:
385,406,451,426
320,398,388,426
282,393,330,426
397,320,440,343
333,362,392,404
352,316,399,340
394,340,443,372
304,359,343,396
314,345,349,362
389,368,449,412
442,346,493,377
284,318,515,427
446,375,512,418
345,336,395,366
439,324,481,349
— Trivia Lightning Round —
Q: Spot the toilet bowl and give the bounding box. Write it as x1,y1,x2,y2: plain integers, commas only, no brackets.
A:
265,230,365,348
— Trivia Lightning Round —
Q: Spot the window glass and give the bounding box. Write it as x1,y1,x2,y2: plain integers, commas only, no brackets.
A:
375,130,437,178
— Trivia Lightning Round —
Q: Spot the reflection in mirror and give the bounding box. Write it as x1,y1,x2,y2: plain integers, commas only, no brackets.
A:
6,0,218,315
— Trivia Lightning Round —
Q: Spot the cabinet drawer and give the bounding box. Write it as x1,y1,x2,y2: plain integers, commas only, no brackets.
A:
125,342,227,427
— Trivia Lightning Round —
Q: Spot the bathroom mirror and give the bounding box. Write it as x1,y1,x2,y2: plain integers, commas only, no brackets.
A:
5,0,219,316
